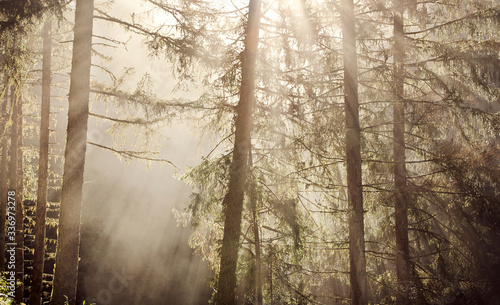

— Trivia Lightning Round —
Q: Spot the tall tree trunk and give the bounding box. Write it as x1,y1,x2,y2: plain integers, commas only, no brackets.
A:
340,0,368,304
268,245,273,304
51,0,94,303
393,1,411,303
30,20,52,305
9,84,24,303
0,79,9,271
16,87,24,304
215,1,261,304
249,150,262,305
8,86,18,296
252,207,263,305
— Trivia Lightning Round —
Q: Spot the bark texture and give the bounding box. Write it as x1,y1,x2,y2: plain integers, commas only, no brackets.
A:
30,20,52,305
16,88,24,304
0,81,9,271
51,0,94,303
341,0,368,303
393,1,412,304
249,151,262,305
214,1,261,304
8,85,24,303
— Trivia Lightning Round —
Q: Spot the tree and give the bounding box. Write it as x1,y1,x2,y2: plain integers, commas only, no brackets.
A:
7,81,25,304
392,0,412,303
0,0,66,34
16,82,25,304
214,0,261,304
51,0,94,303
30,19,52,305
249,153,263,305
340,0,368,303
0,78,9,271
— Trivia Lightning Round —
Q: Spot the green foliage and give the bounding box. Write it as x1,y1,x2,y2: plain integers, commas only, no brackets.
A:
63,296,95,305
0,274,13,305
0,0,67,34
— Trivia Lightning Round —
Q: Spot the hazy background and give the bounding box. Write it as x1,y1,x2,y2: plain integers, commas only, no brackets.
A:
54,0,215,303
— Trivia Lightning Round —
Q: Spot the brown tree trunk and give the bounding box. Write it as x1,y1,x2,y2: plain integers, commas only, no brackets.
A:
30,20,52,305
0,79,9,271
340,0,368,304
214,1,261,304
8,85,22,303
393,1,411,303
249,151,262,305
268,245,273,304
16,86,25,304
252,208,263,305
50,0,94,303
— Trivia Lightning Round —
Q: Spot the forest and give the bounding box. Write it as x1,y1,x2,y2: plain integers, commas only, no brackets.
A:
0,0,499,304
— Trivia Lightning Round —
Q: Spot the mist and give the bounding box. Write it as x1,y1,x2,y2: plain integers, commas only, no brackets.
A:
1,0,500,304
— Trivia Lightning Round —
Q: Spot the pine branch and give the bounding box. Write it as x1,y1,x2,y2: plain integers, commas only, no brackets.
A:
87,141,178,168
89,112,167,125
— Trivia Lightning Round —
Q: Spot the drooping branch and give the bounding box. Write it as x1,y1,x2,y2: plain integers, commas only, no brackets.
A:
87,141,178,168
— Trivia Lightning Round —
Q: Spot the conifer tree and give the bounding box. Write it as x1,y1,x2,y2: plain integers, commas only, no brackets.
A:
340,0,368,303
30,19,52,305
392,1,412,303
215,0,261,304
51,0,94,303
0,78,9,271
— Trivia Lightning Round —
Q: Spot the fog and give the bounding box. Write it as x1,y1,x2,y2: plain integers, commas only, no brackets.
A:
77,125,212,304
76,1,213,303
2,0,499,304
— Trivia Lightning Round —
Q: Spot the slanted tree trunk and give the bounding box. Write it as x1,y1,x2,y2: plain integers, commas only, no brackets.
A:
51,0,94,303
30,20,52,305
340,0,368,304
215,1,261,304
0,79,9,271
393,1,411,304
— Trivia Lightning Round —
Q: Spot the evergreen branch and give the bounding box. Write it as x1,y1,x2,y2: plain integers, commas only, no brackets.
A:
89,112,167,125
406,7,499,35
87,141,178,169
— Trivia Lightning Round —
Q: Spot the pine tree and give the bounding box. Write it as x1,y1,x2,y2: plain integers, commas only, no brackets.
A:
51,0,94,303
340,0,368,303
30,19,52,305
215,0,262,304
392,1,412,303
0,78,9,271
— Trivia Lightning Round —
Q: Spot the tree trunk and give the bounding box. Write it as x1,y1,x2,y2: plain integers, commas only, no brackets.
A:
268,245,273,305
0,79,9,271
30,20,52,305
8,84,24,303
215,1,261,304
393,1,411,303
16,86,25,304
249,150,262,305
51,0,94,303
340,0,368,304
5,84,25,303
252,207,263,305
